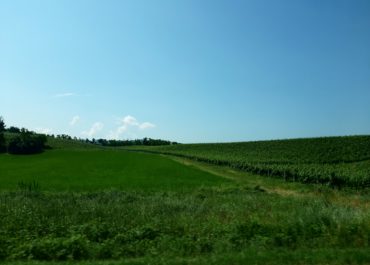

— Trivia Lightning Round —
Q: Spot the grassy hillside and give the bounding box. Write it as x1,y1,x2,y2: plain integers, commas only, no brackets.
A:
125,136,370,188
3,132,98,150
46,137,98,150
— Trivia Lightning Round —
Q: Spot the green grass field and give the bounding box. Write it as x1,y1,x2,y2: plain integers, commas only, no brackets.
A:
0,149,227,191
0,138,370,264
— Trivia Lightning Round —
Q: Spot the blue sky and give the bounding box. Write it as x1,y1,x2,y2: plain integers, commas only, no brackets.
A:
1,0,369,143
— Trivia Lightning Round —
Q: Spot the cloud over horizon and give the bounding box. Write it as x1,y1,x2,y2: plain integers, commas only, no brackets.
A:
70,115,80,126
108,115,155,140
81,122,104,138
34,127,52,134
53,92,76,98
139,122,155,130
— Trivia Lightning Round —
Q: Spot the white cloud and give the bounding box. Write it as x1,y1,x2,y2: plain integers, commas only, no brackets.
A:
34,127,52,134
53,92,76,98
81,122,104,138
108,115,155,140
122,115,139,126
107,125,127,140
139,122,155,130
70,115,80,126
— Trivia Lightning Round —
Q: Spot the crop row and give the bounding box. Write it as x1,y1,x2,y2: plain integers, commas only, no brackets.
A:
142,136,370,164
127,136,370,188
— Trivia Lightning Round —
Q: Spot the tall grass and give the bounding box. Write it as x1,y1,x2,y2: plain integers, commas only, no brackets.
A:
0,186,369,262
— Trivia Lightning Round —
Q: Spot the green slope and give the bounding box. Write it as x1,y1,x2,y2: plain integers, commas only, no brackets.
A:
125,136,370,188
133,136,370,164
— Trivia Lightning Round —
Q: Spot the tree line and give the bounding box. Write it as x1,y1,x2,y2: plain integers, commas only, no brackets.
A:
46,134,177,147
0,117,47,154
0,116,177,154
95,137,178,147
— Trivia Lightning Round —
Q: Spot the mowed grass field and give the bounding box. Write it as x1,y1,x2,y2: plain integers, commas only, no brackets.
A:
0,149,227,191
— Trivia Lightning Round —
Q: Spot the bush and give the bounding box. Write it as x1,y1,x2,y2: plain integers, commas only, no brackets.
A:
7,126,21,133
8,129,47,154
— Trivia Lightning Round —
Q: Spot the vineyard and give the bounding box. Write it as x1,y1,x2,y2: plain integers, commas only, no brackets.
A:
126,136,370,188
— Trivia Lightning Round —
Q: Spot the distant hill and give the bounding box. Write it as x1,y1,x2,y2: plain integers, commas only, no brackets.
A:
125,135,370,188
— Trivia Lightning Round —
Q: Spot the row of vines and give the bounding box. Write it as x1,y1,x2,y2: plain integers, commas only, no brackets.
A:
127,136,370,188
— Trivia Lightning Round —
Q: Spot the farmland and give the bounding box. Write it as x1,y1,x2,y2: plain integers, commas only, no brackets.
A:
0,149,227,191
125,136,370,188
0,137,370,264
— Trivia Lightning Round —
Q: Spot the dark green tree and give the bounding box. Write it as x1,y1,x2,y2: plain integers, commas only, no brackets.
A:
8,126,21,133
0,116,5,132
0,132,6,153
8,129,47,154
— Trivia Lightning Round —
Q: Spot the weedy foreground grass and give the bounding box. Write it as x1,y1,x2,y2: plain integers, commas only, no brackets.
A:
0,185,369,263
